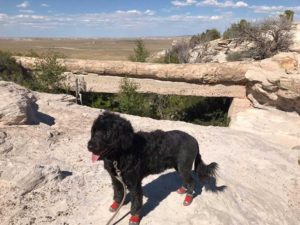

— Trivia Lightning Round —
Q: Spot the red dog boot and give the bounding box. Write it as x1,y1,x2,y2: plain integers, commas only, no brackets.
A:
129,215,140,225
177,186,187,194
109,201,120,212
183,193,193,206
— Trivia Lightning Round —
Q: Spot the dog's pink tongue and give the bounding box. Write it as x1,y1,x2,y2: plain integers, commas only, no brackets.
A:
91,153,100,163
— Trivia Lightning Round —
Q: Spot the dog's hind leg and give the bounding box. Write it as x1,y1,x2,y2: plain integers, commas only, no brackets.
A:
178,165,195,206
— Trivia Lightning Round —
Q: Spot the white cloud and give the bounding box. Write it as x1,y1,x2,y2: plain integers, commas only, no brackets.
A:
198,0,248,8
171,0,249,8
41,3,49,7
0,13,8,21
15,14,46,20
235,1,248,8
168,14,223,22
171,0,197,7
251,5,300,14
115,10,142,15
19,9,34,14
16,1,30,9
145,10,156,16
210,15,222,20
115,10,156,16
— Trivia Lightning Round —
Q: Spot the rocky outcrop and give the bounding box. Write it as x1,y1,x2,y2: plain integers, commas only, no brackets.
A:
246,53,300,113
0,82,299,225
291,22,300,52
0,81,38,125
189,38,253,63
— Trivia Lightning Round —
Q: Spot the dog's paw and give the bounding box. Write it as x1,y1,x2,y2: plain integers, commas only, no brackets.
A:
183,194,193,206
129,215,140,225
109,201,120,212
176,186,187,195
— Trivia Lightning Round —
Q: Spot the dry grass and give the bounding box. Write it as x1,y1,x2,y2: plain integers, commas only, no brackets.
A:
0,38,174,61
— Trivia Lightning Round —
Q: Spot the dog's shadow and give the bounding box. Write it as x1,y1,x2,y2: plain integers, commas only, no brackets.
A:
113,171,226,224
142,171,226,217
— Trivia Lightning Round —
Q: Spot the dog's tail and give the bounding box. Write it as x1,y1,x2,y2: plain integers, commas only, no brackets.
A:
194,152,218,179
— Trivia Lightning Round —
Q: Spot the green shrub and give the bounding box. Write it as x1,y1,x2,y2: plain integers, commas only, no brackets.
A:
129,39,150,62
0,50,67,93
0,50,30,84
190,29,221,48
26,49,40,58
117,78,148,115
163,40,190,64
240,17,292,59
281,10,294,22
226,52,243,61
31,52,66,92
223,19,250,39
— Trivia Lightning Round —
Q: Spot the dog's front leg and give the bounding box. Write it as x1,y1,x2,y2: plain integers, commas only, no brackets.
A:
104,160,124,212
109,175,125,211
128,182,142,225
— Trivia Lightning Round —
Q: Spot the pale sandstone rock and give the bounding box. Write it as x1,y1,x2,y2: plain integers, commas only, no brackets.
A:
291,23,300,52
188,38,252,63
65,73,246,98
0,81,38,125
15,56,251,84
245,52,300,113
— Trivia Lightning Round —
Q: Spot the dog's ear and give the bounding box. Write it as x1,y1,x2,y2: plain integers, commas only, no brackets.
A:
116,118,134,150
119,132,134,150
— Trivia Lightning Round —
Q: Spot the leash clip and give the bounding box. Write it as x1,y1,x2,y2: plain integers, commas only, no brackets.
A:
113,160,122,178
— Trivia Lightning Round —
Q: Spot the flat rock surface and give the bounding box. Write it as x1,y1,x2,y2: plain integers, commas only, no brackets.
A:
0,83,299,225
65,73,246,98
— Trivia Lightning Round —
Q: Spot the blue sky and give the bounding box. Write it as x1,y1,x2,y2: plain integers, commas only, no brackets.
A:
0,0,299,37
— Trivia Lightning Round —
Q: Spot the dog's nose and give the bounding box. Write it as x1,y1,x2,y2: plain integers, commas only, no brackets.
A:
87,141,94,151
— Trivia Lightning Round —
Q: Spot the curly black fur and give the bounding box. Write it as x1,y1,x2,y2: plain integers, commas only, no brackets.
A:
87,111,218,218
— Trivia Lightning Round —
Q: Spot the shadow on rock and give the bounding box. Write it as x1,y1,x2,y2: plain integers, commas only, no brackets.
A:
142,171,226,217
60,170,73,179
111,172,226,224
32,102,55,126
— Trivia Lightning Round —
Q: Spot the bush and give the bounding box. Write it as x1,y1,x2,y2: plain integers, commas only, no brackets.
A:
0,50,30,85
190,29,221,48
117,77,151,115
164,40,190,64
238,17,293,59
31,52,66,92
226,52,243,61
0,50,67,93
281,10,294,22
129,39,150,62
26,49,40,58
223,19,250,40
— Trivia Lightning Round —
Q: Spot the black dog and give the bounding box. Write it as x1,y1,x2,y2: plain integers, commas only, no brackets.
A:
87,112,218,225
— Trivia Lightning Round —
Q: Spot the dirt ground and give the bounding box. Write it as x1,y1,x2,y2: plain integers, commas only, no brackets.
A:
0,38,174,60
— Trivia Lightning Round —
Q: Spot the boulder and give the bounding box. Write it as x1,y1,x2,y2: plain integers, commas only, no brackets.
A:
246,53,300,114
0,81,38,125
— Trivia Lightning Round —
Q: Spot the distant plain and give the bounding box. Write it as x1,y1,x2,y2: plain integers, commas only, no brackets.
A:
0,38,175,61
